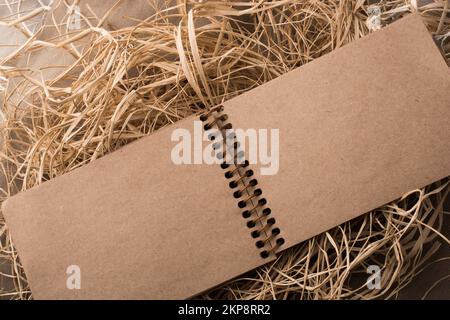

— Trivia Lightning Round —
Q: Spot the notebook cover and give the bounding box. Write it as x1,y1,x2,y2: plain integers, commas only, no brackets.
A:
2,121,271,299
223,14,450,249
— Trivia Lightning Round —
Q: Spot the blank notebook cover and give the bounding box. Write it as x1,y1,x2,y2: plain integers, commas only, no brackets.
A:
2,14,450,299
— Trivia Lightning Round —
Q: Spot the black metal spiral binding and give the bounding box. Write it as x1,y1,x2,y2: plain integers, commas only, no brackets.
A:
200,104,285,259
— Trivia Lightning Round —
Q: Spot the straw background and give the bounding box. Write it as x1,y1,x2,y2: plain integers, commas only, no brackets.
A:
0,0,449,299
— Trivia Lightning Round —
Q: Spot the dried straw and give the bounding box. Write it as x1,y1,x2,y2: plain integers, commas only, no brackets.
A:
0,0,449,300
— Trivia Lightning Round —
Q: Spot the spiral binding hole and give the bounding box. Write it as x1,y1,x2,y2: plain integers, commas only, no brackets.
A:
229,181,238,188
251,230,260,238
238,200,247,208
242,211,251,219
221,163,229,169
271,227,280,235
260,251,270,259
247,220,256,228
276,238,285,246
256,240,265,248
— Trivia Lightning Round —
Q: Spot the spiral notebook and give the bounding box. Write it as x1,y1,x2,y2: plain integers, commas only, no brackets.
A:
3,15,450,299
